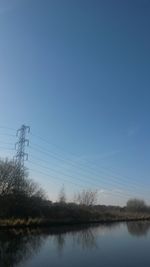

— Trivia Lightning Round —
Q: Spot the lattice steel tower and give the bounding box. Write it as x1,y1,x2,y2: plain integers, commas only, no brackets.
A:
15,125,30,167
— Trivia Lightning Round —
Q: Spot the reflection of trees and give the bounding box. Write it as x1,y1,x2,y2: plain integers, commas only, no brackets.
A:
0,223,122,266
74,228,97,250
52,223,119,254
52,225,98,255
127,221,150,237
0,229,45,267
53,234,66,255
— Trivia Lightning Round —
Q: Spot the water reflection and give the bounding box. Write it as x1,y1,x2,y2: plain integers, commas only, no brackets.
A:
0,229,45,267
127,221,150,237
73,228,98,250
0,225,101,266
53,233,66,255
53,225,99,255
52,223,119,254
1,222,149,267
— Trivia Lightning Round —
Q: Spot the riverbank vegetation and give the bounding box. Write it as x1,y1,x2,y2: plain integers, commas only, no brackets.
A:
0,159,150,227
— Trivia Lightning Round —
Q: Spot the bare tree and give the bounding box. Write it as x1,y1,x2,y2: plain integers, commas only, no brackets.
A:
74,189,98,206
0,158,46,217
58,185,66,204
0,159,45,199
0,159,26,195
24,178,45,199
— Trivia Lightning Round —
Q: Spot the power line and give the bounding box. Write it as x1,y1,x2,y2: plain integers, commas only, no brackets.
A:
0,129,141,195
28,143,149,195
0,146,14,151
0,142,14,146
28,166,139,200
0,126,16,131
29,167,86,189
0,128,147,201
6,137,148,198
30,136,144,188
0,133,15,137
28,159,141,199
28,159,102,188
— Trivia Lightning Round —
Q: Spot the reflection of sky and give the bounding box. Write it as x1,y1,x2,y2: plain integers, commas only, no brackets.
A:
0,1,150,205
15,223,150,267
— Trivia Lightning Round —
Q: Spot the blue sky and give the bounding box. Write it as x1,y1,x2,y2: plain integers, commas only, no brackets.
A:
0,0,150,205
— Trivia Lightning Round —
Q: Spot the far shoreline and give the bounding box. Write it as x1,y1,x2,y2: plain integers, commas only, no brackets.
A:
0,215,150,229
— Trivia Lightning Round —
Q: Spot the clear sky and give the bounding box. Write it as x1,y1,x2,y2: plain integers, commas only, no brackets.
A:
0,0,150,206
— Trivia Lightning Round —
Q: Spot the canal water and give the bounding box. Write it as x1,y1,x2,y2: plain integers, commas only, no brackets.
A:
1,221,150,267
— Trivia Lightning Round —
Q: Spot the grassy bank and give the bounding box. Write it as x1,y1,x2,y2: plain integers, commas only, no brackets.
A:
1,212,150,228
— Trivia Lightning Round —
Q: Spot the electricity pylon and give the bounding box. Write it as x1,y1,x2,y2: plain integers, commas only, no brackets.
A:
15,124,30,167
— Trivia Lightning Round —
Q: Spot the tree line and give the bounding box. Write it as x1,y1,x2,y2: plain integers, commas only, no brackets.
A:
0,159,46,218
0,158,149,221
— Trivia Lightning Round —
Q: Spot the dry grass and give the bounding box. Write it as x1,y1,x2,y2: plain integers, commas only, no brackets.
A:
0,212,150,228
0,218,44,227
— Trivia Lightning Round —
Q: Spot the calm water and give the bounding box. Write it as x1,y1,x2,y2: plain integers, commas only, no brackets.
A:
1,221,150,267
